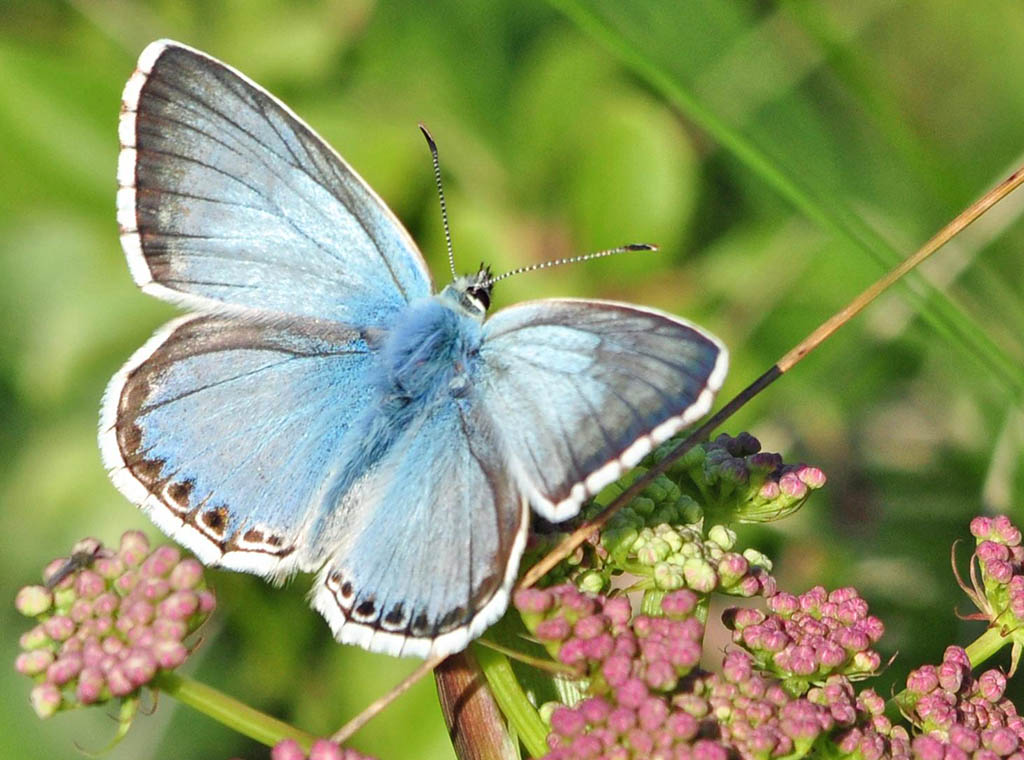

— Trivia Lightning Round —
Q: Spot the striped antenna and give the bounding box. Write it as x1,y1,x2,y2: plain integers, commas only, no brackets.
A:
483,243,658,288
418,124,457,280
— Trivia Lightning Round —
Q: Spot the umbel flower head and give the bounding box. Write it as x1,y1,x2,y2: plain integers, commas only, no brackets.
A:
515,584,894,760
646,432,826,525
956,516,1024,674
529,433,820,596
724,586,885,694
14,531,214,718
895,646,1024,760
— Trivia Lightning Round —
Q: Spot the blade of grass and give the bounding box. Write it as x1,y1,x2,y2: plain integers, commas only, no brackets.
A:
546,0,1022,398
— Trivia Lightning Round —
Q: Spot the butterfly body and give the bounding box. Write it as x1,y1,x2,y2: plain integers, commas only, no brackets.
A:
378,283,485,401
102,40,728,658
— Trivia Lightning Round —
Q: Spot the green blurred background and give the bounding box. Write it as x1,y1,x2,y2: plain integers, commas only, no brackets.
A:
2,1,1023,758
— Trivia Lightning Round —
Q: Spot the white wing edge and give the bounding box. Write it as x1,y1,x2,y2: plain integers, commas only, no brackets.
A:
115,38,434,313
488,298,729,524
98,313,307,580
310,497,531,659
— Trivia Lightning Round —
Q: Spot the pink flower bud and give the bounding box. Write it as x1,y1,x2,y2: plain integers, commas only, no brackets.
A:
123,648,157,687
75,570,105,600
271,739,307,760
152,639,189,669
309,739,344,760
158,590,200,620
602,654,632,687
169,559,204,589
42,615,75,641
45,654,82,685
978,669,1007,702
119,531,151,566
15,649,54,676
550,705,585,738
94,556,125,580
106,665,135,697
141,545,181,578
615,677,648,709
972,516,994,539
603,596,631,626
76,666,105,704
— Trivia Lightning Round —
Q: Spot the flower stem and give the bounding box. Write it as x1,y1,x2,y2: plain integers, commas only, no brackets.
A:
153,671,317,749
964,625,1010,668
474,642,549,758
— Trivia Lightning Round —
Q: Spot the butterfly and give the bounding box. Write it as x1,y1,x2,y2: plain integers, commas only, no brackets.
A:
99,39,728,659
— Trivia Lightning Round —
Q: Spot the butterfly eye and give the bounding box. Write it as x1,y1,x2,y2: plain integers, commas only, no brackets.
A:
467,283,491,312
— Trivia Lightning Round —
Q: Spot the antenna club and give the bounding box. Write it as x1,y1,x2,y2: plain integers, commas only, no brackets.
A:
418,123,438,153
420,124,457,279
627,243,658,251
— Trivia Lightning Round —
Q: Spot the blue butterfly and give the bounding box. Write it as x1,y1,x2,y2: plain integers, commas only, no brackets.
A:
100,40,728,658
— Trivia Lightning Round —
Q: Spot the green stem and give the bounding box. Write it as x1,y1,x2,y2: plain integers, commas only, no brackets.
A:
476,637,578,675
473,642,549,759
964,625,1011,668
153,671,317,749
641,589,665,616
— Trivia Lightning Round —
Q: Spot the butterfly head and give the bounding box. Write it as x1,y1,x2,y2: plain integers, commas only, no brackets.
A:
443,264,492,319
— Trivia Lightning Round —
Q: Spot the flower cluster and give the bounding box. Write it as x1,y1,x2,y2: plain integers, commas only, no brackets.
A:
647,432,826,525
698,654,895,760
598,514,777,597
268,738,377,760
897,646,1024,759
532,433,820,596
725,586,885,692
14,531,214,718
516,584,893,760
965,516,1024,628
517,584,705,687
517,584,713,758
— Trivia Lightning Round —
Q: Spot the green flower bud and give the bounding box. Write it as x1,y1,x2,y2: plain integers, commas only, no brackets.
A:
630,496,656,517
653,562,686,590
742,548,773,573
577,570,607,594
677,496,704,525
637,537,672,566
601,526,639,561
708,525,736,550
683,557,718,593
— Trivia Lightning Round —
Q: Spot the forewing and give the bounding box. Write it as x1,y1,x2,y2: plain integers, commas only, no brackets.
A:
117,40,432,323
480,299,728,522
312,396,529,658
100,314,378,577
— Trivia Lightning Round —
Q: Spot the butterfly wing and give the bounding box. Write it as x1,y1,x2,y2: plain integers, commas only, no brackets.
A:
118,40,432,323
311,392,529,658
100,313,378,578
480,299,728,522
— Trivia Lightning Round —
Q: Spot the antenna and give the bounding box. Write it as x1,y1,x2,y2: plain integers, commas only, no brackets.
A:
484,243,658,287
419,124,457,280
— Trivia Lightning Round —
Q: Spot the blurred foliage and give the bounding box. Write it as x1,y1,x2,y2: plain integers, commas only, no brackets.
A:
1,1,1023,758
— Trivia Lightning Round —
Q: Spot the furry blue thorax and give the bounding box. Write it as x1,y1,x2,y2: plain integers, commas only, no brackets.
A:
378,284,485,401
